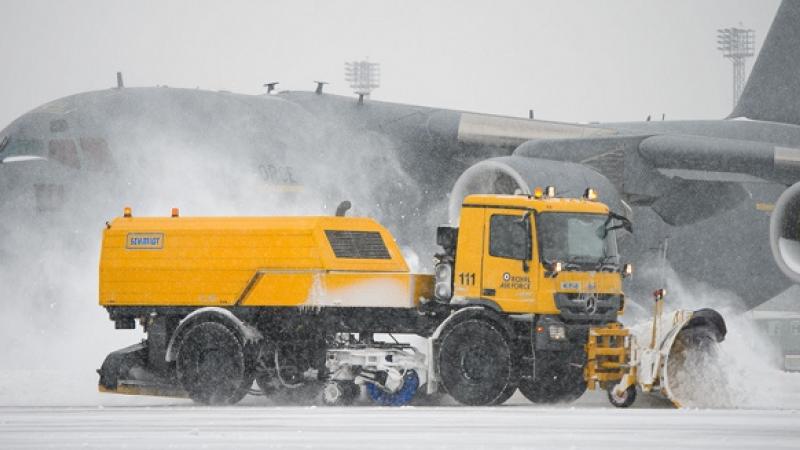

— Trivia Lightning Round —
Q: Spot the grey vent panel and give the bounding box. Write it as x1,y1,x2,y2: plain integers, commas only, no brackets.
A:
325,230,391,259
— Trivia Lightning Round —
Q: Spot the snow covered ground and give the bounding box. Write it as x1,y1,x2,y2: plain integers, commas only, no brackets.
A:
1,369,799,449
1,402,799,449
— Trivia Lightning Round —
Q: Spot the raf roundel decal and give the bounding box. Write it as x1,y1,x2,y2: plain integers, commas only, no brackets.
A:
503,272,511,281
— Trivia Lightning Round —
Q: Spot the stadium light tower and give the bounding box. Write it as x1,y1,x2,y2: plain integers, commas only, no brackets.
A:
717,27,755,108
345,60,381,99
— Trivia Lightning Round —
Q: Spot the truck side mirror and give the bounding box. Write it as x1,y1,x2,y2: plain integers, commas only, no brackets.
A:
622,263,633,278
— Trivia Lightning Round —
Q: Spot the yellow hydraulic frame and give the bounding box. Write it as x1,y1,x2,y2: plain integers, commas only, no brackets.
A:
584,322,632,390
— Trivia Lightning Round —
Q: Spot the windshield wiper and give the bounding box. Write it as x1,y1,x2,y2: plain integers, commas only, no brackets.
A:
566,256,602,266
544,258,581,271
562,255,620,271
597,254,620,271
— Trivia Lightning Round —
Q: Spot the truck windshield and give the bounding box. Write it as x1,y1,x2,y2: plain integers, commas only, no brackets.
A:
536,212,619,270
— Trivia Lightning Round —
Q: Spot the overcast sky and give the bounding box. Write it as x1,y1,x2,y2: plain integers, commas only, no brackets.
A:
0,0,780,128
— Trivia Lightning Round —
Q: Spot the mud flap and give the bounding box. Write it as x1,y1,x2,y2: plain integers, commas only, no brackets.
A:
98,342,187,398
98,342,148,390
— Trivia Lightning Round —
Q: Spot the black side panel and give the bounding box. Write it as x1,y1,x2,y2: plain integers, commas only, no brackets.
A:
106,306,446,336
731,0,800,125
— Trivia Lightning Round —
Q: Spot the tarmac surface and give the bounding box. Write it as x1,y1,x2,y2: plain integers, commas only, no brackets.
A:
1,402,799,449
2,348,800,450
1,373,799,450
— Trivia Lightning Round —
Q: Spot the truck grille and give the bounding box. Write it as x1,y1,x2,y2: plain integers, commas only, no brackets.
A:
554,293,622,323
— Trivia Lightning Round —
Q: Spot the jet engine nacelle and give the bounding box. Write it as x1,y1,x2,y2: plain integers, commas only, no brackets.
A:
448,156,627,223
770,181,800,283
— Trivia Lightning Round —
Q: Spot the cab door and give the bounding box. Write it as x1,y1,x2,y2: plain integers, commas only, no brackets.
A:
480,209,536,313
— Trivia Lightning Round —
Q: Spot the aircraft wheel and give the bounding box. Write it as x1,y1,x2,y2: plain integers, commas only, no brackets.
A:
438,319,516,406
175,321,254,405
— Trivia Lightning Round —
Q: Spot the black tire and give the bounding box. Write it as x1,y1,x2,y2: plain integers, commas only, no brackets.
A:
175,321,255,405
492,382,518,406
321,381,358,406
607,385,637,408
255,371,277,396
437,318,516,406
518,354,586,404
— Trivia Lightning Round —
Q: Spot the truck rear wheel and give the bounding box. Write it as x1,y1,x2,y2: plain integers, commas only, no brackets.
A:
175,321,254,405
437,319,516,406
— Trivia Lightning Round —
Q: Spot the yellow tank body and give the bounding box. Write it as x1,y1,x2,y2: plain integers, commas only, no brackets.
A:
100,214,432,308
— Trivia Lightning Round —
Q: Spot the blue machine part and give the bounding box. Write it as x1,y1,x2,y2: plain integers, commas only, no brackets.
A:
366,370,420,406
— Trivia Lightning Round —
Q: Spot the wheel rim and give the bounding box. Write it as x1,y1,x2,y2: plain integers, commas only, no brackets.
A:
610,388,628,404
323,382,343,404
459,346,493,382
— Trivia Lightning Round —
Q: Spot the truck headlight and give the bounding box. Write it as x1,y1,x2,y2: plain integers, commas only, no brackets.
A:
434,263,452,283
548,325,566,341
435,282,452,301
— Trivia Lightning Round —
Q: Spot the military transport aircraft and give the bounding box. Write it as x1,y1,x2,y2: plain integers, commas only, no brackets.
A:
3,0,800,313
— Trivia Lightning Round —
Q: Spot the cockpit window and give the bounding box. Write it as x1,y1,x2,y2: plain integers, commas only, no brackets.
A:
49,119,69,133
80,137,113,172
2,138,44,155
34,184,65,212
48,139,80,169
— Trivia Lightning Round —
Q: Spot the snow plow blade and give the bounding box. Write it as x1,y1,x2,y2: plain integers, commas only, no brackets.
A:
658,308,727,407
587,306,728,408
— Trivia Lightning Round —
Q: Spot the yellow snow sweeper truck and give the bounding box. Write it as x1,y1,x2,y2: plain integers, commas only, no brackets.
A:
97,189,726,407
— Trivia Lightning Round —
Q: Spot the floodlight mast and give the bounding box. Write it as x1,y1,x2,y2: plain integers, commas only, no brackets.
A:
345,60,381,100
717,27,755,108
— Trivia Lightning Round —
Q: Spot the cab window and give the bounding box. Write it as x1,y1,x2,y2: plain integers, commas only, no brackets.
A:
489,214,529,260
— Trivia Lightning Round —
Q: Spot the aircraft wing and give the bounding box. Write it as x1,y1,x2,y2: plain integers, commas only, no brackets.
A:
508,132,800,186
638,134,800,185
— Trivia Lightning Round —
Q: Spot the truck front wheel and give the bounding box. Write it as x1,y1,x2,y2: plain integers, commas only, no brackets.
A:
437,319,516,406
175,321,255,405
518,357,586,404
